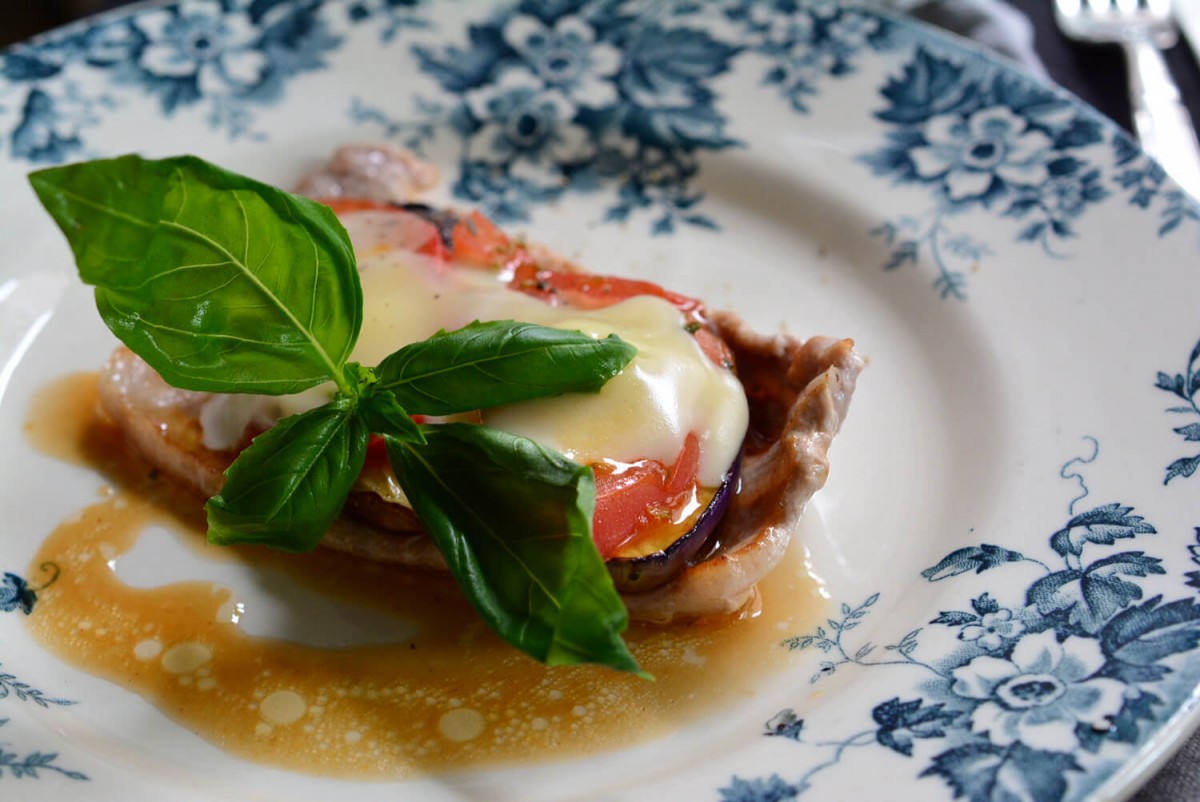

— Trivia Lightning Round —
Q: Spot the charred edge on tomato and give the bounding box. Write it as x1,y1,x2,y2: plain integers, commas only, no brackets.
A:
390,202,460,249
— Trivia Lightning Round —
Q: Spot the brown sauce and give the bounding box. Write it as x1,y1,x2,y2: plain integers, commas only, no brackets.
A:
21,372,824,779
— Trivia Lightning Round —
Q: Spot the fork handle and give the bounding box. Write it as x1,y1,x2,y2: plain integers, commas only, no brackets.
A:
1123,39,1200,200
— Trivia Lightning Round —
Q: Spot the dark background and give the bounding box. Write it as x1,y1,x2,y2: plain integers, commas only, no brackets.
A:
4,0,1200,135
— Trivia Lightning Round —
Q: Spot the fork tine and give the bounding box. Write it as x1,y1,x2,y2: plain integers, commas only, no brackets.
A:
1146,0,1172,16
1084,0,1111,15
1114,0,1140,13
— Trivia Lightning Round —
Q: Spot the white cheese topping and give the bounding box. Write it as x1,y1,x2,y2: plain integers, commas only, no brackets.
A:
202,211,749,485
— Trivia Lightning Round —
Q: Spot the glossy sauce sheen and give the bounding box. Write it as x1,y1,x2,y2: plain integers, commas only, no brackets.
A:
24,373,823,779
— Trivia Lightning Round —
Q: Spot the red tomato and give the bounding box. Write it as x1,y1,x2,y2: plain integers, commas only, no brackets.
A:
320,199,447,264
507,263,705,320
508,263,734,369
364,434,389,469
328,201,731,559
449,211,521,268
591,433,700,559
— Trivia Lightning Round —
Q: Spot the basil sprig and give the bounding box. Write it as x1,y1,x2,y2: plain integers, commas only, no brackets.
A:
30,155,643,674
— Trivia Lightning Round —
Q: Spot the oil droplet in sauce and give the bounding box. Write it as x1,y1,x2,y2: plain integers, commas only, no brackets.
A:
22,373,825,779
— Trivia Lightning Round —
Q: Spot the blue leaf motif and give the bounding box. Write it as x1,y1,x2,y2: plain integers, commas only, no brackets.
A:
413,23,509,93
972,592,1001,616
921,544,1027,581
10,90,83,165
718,775,799,802
1155,371,1186,396
0,715,87,780
876,47,980,125
1078,689,1160,751
1099,596,1200,682
1166,454,1200,484
618,26,741,109
1028,552,1165,633
871,697,960,757
0,574,36,615
1049,503,1156,557
1176,423,1200,442
920,743,1006,801
921,743,1077,802
1,50,68,82
624,103,737,150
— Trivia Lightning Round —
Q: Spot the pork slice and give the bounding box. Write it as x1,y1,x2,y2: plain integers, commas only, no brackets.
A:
622,316,862,624
295,144,439,204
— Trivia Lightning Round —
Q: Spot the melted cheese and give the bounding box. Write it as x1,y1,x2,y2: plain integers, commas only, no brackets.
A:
210,211,749,485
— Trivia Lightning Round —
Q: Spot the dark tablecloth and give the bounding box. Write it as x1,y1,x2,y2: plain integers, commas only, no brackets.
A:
1007,0,1200,136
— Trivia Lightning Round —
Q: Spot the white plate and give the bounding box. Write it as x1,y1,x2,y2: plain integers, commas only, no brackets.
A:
2,1,1199,800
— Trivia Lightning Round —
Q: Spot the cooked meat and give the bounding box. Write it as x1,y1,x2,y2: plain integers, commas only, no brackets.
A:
94,145,862,624
295,143,439,203
96,320,861,623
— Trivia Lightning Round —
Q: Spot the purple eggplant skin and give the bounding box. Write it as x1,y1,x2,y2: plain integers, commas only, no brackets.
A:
606,459,740,593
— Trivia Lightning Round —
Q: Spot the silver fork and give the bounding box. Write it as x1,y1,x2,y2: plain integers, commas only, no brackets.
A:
1056,0,1200,199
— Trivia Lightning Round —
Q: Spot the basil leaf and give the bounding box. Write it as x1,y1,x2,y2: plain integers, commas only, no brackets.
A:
359,388,425,445
386,424,643,674
29,154,361,395
375,320,636,415
207,397,369,552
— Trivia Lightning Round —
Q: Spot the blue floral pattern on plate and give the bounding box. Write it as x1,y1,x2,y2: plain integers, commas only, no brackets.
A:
2,1,1200,799
1,0,347,152
0,566,83,783
1156,337,1200,485
4,0,1195,269
724,444,1200,802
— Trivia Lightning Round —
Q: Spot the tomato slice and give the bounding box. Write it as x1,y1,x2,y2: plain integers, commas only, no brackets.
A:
320,199,447,264
591,433,700,559
508,263,705,320
326,201,732,560
449,211,526,269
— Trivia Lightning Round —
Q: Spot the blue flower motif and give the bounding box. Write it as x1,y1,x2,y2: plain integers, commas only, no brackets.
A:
1037,170,1103,219
959,607,1025,651
0,573,37,615
825,11,882,52
909,106,1054,204
501,14,621,107
9,86,99,164
465,71,593,183
131,1,268,101
763,36,835,112
951,631,1125,752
